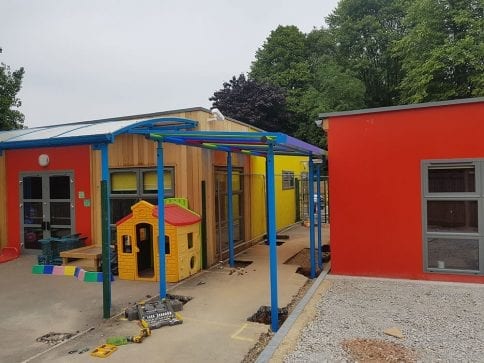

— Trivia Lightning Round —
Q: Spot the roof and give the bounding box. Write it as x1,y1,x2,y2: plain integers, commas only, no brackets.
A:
0,117,198,151
149,131,326,157
318,97,484,119
154,204,201,226
115,201,201,226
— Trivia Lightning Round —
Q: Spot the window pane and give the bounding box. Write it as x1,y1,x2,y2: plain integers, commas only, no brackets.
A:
50,176,71,199
428,166,475,193
142,170,173,194
23,176,42,199
50,202,71,225
110,198,137,224
111,172,137,194
428,238,479,271
427,200,478,233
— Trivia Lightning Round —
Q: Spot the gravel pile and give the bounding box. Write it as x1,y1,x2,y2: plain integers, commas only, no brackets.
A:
284,276,484,362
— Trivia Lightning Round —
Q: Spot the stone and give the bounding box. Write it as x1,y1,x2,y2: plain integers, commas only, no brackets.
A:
384,327,404,339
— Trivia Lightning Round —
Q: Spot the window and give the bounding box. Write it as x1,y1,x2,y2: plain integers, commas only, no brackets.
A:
187,232,193,249
110,167,175,238
422,160,482,274
282,171,295,190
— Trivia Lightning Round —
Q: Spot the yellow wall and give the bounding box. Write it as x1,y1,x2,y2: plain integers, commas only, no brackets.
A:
249,154,307,239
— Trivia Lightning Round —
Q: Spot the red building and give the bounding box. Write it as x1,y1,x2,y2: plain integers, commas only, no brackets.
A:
321,97,484,283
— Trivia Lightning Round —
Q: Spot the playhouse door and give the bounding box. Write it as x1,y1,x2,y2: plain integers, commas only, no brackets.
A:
136,223,154,278
20,172,75,249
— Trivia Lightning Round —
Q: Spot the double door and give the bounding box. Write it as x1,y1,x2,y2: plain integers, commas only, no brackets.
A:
20,172,75,249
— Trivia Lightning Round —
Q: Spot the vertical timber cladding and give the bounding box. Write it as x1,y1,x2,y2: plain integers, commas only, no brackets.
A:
0,153,6,250
89,109,257,267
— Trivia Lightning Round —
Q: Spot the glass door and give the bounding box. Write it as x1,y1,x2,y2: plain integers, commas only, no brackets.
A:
20,172,75,249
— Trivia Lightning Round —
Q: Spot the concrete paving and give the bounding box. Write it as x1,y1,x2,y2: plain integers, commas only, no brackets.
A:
0,224,329,363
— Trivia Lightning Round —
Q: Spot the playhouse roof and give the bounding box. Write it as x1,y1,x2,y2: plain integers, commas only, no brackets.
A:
154,204,201,226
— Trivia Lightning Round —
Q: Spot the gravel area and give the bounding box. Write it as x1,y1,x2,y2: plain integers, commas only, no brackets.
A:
283,276,484,362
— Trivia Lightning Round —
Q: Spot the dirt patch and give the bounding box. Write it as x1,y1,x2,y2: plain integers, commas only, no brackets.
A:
247,306,288,326
341,338,417,362
285,248,330,277
36,332,77,346
233,260,253,268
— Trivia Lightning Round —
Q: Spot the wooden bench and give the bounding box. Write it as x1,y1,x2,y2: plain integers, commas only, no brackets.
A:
60,246,102,272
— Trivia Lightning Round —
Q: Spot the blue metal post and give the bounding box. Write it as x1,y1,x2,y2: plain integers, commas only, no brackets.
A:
157,141,167,298
308,157,316,279
100,144,111,318
266,143,279,332
316,164,322,269
227,152,235,268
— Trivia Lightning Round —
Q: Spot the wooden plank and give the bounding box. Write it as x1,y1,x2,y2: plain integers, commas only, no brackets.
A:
63,258,100,271
60,246,102,259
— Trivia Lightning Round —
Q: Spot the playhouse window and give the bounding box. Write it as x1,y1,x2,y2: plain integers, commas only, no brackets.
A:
188,232,193,249
422,160,483,275
165,235,170,254
282,171,295,189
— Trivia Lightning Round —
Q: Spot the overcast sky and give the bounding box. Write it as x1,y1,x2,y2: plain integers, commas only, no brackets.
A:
1,0,339,128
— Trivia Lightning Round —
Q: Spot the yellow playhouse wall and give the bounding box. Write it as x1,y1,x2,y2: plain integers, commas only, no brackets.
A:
249,155,307,239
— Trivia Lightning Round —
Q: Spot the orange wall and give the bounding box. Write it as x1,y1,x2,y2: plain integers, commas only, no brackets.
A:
328,102,484,283
5,146,92,249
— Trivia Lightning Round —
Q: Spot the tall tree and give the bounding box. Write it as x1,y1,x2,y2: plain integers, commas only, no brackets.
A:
326,0,408,107
394,0,484,103
209,74,293,133
0,50,25,130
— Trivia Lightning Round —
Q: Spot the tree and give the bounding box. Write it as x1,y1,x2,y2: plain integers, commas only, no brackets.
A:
326,0,408,107
209,74,293,133
394,0,484,103
0,50,25,130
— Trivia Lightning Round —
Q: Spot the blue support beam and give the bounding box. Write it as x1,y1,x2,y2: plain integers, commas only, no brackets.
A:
227,152,235,268
316,164,323,269
266,143,279,332
100,143,112,318
308,157,316,279
157,141,167,298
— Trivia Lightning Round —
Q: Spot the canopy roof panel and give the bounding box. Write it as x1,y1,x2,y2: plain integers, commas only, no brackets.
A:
0,117,198,150
150,131,326,157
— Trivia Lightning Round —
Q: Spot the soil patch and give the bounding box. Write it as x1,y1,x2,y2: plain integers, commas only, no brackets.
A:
284,248,330,278
233,260,253,268
341,338,417,362
247,306,288,326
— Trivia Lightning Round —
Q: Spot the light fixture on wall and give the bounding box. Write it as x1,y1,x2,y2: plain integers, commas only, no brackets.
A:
208,108,225,121
314,119,323,127
38,154,50,167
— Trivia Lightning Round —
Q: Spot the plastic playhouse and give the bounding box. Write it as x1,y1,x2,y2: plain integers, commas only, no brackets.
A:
116,200,201,282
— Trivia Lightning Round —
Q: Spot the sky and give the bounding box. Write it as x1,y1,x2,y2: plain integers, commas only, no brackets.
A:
1,0,339,128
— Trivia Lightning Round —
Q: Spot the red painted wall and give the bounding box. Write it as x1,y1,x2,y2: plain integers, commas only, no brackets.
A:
328,101,484,283
5,146,92,249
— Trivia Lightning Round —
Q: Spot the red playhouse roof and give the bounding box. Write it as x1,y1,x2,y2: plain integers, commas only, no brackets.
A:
153,204,201,226
115,202,201,226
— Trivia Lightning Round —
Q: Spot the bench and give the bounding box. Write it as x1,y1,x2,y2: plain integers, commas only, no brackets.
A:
60,246,102,272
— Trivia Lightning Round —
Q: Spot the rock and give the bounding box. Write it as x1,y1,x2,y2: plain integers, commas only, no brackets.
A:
384,327,404,339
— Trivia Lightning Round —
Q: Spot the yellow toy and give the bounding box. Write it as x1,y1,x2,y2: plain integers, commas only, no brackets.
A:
116,200,201,282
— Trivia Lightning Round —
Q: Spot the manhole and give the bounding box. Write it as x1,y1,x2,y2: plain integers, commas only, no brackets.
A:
36,332,77,346
247,305,288,327
234,260,253,268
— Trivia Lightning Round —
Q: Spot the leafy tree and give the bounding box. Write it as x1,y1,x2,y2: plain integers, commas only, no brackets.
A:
326,0,408,107
394,0,484,102
209,74,293,133
0,50,25,130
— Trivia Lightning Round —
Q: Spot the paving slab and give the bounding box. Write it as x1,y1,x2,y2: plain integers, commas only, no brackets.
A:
0,224,329,363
